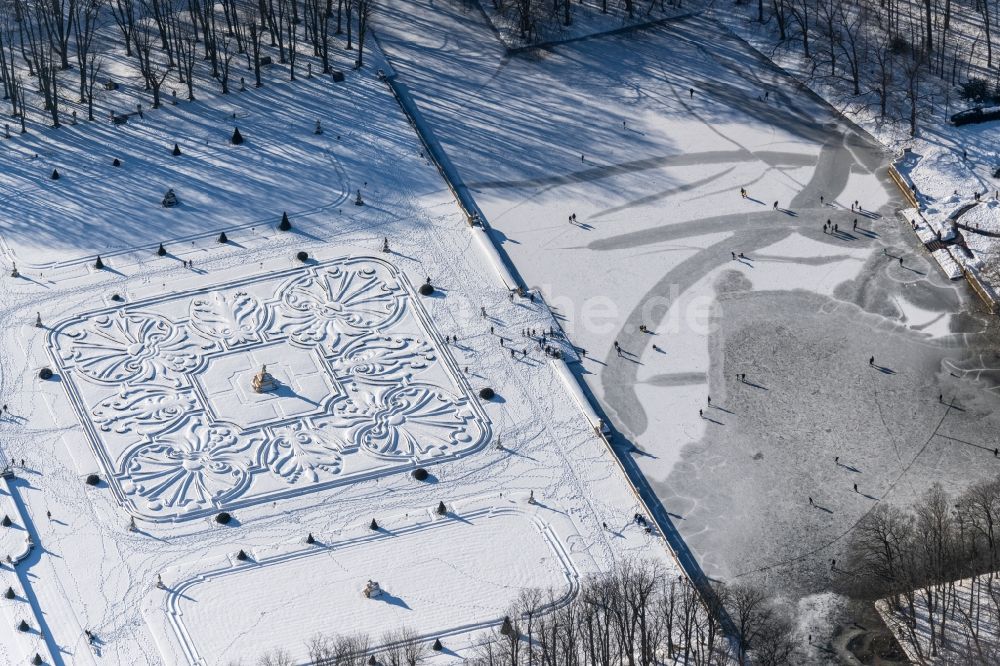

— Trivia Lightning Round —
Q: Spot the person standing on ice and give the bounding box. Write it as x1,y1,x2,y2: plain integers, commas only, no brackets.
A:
689,88,695,98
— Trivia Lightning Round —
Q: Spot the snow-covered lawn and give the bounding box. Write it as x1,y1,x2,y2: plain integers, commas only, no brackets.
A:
0,34,672,665
0,76,357,270
149,505,578,664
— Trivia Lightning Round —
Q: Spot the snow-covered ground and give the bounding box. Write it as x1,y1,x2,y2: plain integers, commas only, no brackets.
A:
373,0,1000,631
877,573,1000,664
0,33,673,665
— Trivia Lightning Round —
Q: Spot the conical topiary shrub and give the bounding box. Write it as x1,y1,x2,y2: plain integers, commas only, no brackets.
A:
33,654,42,665
156,243,166,256
236,549,248,561
50,168,60,180
17,619,29,631
94,256,104,270
369,518,379,531
231,127,244,145
306,532,315,544
218,231,228,243
436,501,447,515
4,586,14,599
432,638,443,651
279,212,291,231
1,515,11,527
500,616,514,636
172,143,182,156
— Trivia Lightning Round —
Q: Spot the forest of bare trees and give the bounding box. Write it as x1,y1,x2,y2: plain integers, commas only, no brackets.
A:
840,475,1000,663
743,0,1000,136
0,0,375,130
487,0,687,44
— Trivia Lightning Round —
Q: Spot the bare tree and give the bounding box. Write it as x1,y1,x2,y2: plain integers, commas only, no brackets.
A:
256,648,294,666
72,0,100,103
788,0,810,59
18,0,62,126
132,15,170,107
172,11,198,99
399,627,427,666
355,0,371,68
84,50,101,119
109,0,137,56
342,0,353,48
217,29,233,93
902,46,927,135
36,0,77,68
728,581,772,664
246,2,263,87
286,0,297,79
